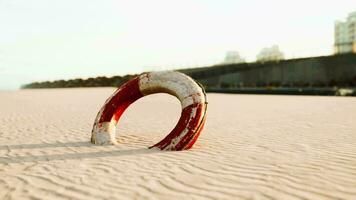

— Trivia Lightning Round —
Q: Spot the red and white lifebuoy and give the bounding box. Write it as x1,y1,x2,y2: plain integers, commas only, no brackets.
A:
91,71,207,151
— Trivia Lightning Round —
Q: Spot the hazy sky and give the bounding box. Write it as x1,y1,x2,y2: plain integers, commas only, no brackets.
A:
1,0,356,89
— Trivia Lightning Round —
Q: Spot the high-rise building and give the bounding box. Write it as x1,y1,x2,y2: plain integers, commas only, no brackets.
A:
334,11,356,54
224,51,245,64
256,45,284,62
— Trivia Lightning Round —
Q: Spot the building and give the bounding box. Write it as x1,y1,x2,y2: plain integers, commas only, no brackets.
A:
223,51,245,64
334,11,356,54
256,45,284,62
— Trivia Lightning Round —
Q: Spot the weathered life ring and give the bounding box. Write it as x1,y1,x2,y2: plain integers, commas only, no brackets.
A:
91,71,207,151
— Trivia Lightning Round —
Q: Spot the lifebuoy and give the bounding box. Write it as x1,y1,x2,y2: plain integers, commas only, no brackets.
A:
91,71,207,151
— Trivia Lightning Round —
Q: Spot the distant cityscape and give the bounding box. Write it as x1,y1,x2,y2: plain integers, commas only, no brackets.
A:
224,11,356,64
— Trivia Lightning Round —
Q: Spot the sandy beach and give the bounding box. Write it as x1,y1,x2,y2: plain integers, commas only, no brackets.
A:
0,88,356,200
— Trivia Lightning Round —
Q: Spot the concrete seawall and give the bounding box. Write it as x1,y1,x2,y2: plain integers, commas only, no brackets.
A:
187,54,356,89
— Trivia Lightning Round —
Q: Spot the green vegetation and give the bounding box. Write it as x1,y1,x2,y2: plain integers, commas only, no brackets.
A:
22,75,136,89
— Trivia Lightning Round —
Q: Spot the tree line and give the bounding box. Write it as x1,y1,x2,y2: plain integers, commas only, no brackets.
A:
22,75,137,89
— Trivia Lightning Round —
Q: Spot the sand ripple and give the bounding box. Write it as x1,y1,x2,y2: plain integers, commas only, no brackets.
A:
1,89,356,199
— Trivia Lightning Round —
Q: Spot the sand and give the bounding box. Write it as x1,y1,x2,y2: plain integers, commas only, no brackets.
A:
0,88,356,200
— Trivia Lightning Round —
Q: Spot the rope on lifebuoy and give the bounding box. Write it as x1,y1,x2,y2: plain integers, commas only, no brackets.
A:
90,71,207,151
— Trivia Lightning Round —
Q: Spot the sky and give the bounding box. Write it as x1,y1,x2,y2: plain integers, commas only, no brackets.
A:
1,0,356,89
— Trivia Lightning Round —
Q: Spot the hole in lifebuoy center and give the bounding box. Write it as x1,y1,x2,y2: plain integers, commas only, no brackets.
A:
116,93,181,148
